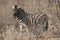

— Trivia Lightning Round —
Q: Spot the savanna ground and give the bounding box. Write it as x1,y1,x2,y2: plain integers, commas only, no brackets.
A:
0,0,60,40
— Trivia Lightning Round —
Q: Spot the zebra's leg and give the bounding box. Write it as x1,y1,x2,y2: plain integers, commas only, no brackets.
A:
44,20,48,31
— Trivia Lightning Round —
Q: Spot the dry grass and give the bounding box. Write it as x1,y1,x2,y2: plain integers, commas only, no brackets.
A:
0,0,60,40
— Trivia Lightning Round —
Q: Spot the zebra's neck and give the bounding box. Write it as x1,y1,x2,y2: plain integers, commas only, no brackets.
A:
22,13,31,25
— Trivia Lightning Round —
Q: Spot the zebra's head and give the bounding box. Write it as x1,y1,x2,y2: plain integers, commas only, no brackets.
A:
12,5,28,21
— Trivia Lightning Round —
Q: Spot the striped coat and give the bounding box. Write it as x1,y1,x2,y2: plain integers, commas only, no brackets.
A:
13,5,48,36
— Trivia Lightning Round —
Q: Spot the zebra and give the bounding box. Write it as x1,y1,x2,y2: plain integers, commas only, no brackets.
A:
12,5,48,37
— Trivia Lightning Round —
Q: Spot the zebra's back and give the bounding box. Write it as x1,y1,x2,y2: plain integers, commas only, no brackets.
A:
26,13,48,37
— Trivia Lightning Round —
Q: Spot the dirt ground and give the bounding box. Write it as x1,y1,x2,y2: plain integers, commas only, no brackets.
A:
0,0,60,40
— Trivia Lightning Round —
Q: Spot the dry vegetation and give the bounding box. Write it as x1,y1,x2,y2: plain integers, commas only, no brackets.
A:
0,0,60,40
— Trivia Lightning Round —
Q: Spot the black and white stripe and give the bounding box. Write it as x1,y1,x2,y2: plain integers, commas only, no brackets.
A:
13,5,48,36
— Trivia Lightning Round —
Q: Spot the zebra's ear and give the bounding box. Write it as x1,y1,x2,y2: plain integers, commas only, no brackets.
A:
12,5,20,9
